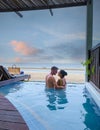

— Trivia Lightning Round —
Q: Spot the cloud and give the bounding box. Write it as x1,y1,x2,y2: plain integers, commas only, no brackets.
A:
46,41,86,63
10,40,40,56
14,57,22,63
35,24,86,42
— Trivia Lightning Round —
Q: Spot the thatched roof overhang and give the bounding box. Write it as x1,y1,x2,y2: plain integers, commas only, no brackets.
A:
0,0,88,13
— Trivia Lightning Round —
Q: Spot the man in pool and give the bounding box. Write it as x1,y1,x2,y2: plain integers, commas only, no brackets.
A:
45,66,58,88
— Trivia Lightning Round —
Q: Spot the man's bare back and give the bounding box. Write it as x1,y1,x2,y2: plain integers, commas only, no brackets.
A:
45,66,58,88
45,74,57,88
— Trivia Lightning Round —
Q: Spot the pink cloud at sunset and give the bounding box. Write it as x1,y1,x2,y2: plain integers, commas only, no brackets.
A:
10,41,39,56
0,58,3,62
5,57,26,63
14,57,22,63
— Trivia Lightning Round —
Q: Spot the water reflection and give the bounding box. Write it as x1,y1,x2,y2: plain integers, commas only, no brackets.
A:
83,89,100,130
45,88,68,110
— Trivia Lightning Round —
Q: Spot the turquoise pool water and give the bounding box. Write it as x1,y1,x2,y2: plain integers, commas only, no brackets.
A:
0,81,100,130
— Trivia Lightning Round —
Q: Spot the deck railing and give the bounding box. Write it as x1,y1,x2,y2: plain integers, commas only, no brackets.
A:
89,43,100,89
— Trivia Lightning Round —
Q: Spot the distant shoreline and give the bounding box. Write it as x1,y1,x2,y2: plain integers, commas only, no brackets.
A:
20,67,85,71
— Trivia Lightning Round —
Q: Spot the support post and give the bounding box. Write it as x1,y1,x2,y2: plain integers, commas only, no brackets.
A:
86,0,93,81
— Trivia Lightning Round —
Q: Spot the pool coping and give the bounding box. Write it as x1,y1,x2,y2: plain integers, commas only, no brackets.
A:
85,82,100,108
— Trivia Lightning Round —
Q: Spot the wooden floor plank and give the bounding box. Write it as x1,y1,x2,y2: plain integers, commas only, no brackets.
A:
0,109,20,116
0,121,29,130
0,95,29,130
0,114,25,123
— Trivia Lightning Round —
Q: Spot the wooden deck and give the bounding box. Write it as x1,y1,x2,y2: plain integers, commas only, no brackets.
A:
0,94,29,130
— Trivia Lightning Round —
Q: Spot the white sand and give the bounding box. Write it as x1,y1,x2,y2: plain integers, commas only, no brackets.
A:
26,71,85,83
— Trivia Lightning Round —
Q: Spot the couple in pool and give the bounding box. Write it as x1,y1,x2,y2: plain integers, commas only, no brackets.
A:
45,66,67,89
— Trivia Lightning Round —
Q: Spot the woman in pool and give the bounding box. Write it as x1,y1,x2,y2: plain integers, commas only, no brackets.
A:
57,70,68,89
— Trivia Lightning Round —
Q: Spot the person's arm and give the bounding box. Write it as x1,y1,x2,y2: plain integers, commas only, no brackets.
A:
52,76,58,88
61,78,66,88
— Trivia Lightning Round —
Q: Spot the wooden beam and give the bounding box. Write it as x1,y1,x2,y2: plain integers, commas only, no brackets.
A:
86,0,93,81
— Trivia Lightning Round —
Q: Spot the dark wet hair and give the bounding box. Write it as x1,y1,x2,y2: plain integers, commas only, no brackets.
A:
51,66,58,70
60,70,67,78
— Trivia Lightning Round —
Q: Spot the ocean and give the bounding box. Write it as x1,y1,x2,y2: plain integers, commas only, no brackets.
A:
2,62,85,70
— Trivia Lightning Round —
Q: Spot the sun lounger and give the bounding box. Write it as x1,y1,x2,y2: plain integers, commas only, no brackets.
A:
0,65,30,87
0,66,13,80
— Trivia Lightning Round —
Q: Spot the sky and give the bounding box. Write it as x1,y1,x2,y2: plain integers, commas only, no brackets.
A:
0,0,100,65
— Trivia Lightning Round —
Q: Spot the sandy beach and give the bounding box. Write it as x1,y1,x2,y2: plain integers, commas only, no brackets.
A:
25,69,85,83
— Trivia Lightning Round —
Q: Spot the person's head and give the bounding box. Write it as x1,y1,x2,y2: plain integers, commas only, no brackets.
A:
51,66,58,75
58,70,67,78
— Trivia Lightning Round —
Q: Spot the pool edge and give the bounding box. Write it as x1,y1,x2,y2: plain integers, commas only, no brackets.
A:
85,82,100,108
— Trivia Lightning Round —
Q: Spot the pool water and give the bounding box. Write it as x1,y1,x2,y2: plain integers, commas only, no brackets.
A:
0,81,100,130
